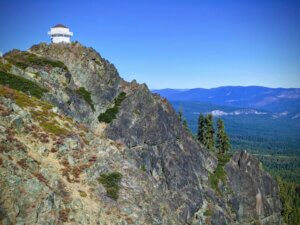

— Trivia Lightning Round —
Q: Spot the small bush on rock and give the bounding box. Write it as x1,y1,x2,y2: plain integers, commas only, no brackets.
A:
208,153,231,196
0,71,48,99
78,190,87,197
75,87,95,111
204,206,212,217
0,61,12,72
5,51,68,71
98,92,126,123
98,172,122,200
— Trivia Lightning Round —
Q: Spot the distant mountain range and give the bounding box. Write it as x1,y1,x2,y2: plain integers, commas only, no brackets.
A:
152,86,300,115
152,86,300,154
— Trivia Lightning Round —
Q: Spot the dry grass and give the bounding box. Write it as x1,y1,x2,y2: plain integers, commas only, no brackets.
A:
0,85,69,136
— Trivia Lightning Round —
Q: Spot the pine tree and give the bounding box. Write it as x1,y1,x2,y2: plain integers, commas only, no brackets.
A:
204,114,215,151
178,106,183,122
183,119,188,130
216,118,230,154
178,107,189,132
197,113,205,143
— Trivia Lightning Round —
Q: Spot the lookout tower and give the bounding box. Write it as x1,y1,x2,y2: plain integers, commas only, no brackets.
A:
48,24,73,43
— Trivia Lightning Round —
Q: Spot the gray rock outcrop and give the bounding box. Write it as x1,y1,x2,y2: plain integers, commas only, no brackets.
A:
0,42,283,224
225,151,283,225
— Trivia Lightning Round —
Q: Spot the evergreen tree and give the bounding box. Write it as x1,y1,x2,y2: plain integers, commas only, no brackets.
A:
178,106,183,122
216,118,230,154
183,119,188,130
204,114,215,151
178,107,190,132
197,113,205,143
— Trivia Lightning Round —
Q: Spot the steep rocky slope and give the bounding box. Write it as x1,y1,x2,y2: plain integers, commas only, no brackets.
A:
0,42,283,224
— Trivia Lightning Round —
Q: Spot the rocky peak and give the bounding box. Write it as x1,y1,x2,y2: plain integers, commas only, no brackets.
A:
0,42,283,224
29,42,121,88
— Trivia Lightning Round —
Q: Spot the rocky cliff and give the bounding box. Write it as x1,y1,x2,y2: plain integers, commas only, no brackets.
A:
0,42,283,225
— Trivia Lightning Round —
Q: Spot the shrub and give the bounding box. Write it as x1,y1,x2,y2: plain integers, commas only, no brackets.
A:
204,206,212,217
0,71,48,99
40,121,68,136
208,153,231,196
78,190,87,197
98,172,122,200
98,92,126,123
141,165,147,172
0,86,69,136
98,107,118,123
5,51,68,71
277,177,300,225
114,92,126,105
0,61,12,72
75,87,95,111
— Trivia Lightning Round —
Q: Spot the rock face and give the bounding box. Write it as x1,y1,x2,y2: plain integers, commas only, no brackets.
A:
0,42,283,224
225,151,283,225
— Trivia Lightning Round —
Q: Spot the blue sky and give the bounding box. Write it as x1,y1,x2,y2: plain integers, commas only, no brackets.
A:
0,0,299,89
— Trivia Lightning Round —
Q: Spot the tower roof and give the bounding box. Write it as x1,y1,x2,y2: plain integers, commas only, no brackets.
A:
52,24,68,28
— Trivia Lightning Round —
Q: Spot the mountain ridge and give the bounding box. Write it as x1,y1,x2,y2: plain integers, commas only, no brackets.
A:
152,86,300,113
0,42,283,224
152,85,300,92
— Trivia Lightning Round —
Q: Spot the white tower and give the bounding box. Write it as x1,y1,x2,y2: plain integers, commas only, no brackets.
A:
48,24,73,43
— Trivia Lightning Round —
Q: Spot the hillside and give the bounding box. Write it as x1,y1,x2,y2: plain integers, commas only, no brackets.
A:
0,42,283,224
165,101,300,155
153,87,300,155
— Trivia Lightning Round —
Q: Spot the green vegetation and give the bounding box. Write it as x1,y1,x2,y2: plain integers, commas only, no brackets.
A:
174,102,300,223
78,190,87,198
0,71,48,99
5,51,68,71
177,106,193,133
183,119,189,131
0,85,47,109
257,155,300,184
197,113,232,198
75,87,95,111
114,92,126,105
0,85,69,136
216,118,230,154
203,114,215,150
98,172,123,200
98,92,126,123
277,177,300,225
30,103,69,136
0,61,12,72
178,106,183,122
141,165,147,172
39,121,68,135
197,114,230,153
256,154,300,224
204,206,213,217
197,113,215,150
171,101,300,155
197,114,205,143
208,153,231,196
